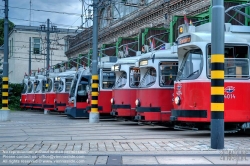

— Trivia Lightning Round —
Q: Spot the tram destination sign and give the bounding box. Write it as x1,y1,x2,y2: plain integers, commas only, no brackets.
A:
177,35,191,45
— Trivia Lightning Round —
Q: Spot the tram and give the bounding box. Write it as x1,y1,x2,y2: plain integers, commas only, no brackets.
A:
65,67,91,118
110,56,141,119
33,73,47,109
135,45,178,122
170,22,250,131
55,70,76,112
20,75,29,108
43,70,60,111
86,57,117,115
25,76,36,109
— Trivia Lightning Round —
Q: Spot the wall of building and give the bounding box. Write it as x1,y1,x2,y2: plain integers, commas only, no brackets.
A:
8,29,71,83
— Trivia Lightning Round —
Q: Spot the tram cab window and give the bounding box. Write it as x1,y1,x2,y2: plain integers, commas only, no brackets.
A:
177,49,202,80
27,81,33,93
115,71,127,88
76,77,89,102
42,80,46,93
54,77,60,92
57,80,64,92
102,72,115,89
160,62,178,87
139,67,156,87
130,68,140,88
46,78,53,92
207,45,249,78
65,78,73,92
22,83,28,94
69,78,77,98
33,80,40,93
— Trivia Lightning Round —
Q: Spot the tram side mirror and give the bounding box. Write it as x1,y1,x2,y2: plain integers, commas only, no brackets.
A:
152,54,155,63
78,90,86,96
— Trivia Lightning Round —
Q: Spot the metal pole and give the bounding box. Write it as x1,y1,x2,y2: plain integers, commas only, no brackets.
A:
89,0,99,123
47,19,50,72
0,0,10,121
211,0,224,149
29,37,31,75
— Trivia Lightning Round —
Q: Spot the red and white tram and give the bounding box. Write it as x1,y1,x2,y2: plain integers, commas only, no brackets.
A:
54,70,76,112
110,56,141,118
171,22,250,131
43,71,60,111
65,67,91,118
86,57,117,115
25,76,35,109
20,75,29,108
135,46,178,122
32,73,47,109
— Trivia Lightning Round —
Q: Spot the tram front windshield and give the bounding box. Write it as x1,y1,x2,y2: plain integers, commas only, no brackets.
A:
177,49,203,80
34,81,40,93
114,71,127,88
69,75,78,98
139,67,156,87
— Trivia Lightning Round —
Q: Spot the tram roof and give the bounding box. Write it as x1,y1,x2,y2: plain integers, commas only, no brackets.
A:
58,71,76,77
178,22,250,44
115,56,141,65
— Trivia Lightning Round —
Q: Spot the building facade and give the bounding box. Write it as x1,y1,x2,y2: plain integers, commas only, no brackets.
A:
65,0,211,58
8,25,79,83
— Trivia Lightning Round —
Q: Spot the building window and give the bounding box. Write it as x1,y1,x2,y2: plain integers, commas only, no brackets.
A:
33,38,40,54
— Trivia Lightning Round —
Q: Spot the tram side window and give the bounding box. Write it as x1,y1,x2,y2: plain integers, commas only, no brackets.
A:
102,72,116,89
115,71,127,88
160,62,178,87
57,80,64,92
207,45,249,78
130,68,140,88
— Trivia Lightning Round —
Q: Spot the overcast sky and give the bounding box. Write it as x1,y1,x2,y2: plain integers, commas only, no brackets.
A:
0,0,93,29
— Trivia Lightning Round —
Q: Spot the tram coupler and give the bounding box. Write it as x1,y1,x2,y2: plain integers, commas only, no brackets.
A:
65,107,89,118
110,110,118,116
170,116,177,122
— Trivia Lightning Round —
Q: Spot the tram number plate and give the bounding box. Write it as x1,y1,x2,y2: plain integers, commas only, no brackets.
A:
177,35,191,45
224,94,236,99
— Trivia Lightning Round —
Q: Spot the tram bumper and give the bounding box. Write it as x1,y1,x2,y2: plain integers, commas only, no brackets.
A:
65,106,89,118
170,109,207,121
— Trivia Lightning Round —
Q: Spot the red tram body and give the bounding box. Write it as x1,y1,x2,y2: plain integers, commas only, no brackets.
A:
20,76,29,108
25,76,35,109
54,70,76,112
171,22,250,131
43,72,60,111
65,67,91,118
110,56,140,118
32,75,46,109
135,48,178,122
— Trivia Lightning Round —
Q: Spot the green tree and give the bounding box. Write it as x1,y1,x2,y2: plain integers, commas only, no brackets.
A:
0,19,14,46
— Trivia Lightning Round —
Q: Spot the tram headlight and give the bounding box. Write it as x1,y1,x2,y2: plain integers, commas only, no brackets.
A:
32,99,35,102
20,99,21,102
174,96,181,105
54,99,56,103
110,98,114,104
135,99,140,107
86,99,89,104
43,99,46,103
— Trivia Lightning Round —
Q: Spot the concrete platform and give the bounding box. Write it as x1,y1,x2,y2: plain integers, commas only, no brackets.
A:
0,110,249,165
